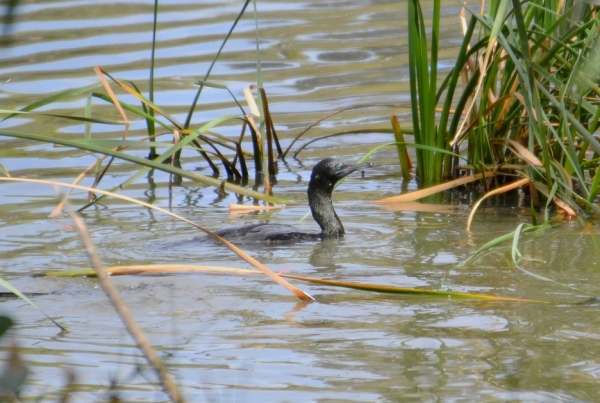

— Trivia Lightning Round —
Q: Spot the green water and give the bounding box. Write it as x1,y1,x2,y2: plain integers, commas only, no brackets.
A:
0,0,599,402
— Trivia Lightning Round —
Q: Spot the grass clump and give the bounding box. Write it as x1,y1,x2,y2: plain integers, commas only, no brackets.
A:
405,0,600,218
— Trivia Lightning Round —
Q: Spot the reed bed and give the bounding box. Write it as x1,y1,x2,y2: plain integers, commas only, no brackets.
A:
403,0,600,218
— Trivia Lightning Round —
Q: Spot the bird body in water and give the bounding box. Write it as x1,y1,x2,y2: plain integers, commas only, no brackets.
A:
214,158,369,244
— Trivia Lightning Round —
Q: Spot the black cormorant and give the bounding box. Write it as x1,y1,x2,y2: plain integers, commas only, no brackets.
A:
214,158,369,244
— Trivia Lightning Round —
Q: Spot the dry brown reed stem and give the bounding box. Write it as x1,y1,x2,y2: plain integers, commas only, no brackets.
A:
390,114,413,181
51,148,135,216
0,177,312,301
50,157,106,216
228,203,283,213
371,172,497,203
66,206,184,403
466,178,531,231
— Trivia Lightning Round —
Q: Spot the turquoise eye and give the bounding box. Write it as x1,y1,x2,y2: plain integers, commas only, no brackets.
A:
335,164,342,170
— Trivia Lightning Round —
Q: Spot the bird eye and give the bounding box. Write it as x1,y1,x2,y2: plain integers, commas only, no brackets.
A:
335,164,342,170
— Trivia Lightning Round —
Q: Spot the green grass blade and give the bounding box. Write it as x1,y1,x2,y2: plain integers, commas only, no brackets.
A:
0,83,102,122
509,224,586,292
127,80,157,158
149,0,158,105
0,109,123,125
456,224,546,268
511,223,526,263
71,139,185,150
536,82,600,155
252,0,263,88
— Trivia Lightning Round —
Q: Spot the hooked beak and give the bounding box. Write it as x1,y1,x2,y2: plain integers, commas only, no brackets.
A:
334,162,372,181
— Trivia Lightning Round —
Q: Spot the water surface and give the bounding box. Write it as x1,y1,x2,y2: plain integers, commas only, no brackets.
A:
1,0,599,402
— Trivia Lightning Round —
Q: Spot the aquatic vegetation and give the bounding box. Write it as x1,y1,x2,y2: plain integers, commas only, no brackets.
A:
405,0,600,219
0,0,288,211
286,0,600,223
1,0,595,226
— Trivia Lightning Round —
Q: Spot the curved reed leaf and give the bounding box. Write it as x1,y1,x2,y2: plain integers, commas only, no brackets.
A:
0,277,64,330
456,224,547,268
466,178,531,231
508,223,586,292
195,80,247,116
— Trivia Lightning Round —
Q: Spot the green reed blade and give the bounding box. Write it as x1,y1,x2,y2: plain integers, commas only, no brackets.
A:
0,83,102,122
456,224,547,268
0,109,122,125
195,80,247,116
147,0,158,156
149,0,158,105
0,277,64,330
71,140,183,150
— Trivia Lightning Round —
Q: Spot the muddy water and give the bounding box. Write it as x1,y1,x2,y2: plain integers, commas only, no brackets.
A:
1,0,600,402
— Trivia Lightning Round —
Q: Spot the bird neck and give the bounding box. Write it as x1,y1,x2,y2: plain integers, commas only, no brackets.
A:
308,182,345,238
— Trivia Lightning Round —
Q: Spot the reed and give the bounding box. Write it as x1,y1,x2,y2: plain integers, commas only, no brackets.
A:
0,0,287,210
404,0,600,218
